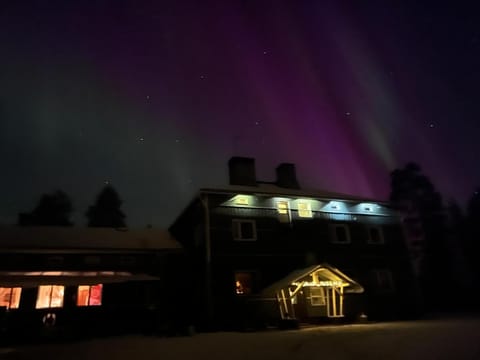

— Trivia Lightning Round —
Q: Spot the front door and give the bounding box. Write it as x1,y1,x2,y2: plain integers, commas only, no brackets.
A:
292,289,308,321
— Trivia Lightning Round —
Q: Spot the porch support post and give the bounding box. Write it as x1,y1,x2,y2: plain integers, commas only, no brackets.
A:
340,286,344,316
281,289,289,318
276,292,285,319
332,286,337,317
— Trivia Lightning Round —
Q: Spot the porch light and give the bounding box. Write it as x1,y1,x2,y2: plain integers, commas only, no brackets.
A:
326,201,344,210
234,195,250,205
360,203,376,212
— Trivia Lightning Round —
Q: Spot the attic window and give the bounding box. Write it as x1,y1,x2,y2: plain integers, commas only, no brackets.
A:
298,202,312,218
0,287,22,309
277,201,288,214
277,201,291,223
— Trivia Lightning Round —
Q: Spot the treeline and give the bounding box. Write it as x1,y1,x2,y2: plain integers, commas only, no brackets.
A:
390,162,480,312
18,185,126,228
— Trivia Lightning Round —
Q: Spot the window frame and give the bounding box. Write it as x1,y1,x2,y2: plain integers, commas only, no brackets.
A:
232,219,257,241
330,224,351,244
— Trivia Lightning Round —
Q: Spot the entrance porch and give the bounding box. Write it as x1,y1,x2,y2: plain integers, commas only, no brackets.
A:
261,264,363,324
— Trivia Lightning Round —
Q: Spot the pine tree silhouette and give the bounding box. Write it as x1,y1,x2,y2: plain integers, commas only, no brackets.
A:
86,185,126,228
18,190,73,226
390,162,452,310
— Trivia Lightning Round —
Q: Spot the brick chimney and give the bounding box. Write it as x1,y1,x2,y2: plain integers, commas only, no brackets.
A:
228,157,257,186
275,163,300,189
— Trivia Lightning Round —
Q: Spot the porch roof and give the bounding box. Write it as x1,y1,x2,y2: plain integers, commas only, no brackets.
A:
261,263,364,295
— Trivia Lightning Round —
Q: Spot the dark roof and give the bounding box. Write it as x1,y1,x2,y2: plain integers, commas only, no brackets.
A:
0,226,182,252
200,183,390,204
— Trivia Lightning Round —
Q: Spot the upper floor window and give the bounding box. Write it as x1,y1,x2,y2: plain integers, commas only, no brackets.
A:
0,287,22,309
277,201,291,223
232,219,257,241
297,202,313,218
330,224,351,244
367,226,384,244
77,284,103,306
36,285,64,309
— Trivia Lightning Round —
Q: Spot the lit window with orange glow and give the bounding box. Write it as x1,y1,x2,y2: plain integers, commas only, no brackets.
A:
35,285,64,309
0,287,22,309
77,284,103,306
235,272,253,295
298,202,313,218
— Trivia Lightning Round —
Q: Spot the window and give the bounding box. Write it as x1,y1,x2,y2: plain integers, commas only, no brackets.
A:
277,201,291,223
372,269,395,293
35,285,65,309
77,284,103,306
367,226,384,244
0,287,22,309
235,272,253,295
298,202,313,218
330,224,351,244
310,287,326,306
232,219,257,241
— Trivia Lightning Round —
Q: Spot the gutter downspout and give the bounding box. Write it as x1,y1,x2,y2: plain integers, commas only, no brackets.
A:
201,193,213,328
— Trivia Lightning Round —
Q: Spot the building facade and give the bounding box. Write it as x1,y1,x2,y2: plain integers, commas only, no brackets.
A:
170,157,421,329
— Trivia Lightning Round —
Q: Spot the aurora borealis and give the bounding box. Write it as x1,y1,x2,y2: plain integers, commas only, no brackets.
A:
1,1,479,227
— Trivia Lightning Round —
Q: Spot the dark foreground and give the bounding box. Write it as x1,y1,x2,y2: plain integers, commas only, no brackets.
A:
1,316,479,360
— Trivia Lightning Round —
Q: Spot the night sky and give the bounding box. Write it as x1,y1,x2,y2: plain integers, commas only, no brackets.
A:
1,1,479,227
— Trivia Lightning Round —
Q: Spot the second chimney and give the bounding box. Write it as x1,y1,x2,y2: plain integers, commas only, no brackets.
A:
276,163,300,189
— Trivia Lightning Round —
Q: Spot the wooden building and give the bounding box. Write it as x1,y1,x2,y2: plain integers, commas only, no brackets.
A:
0,227,185,340
170,157,421,330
